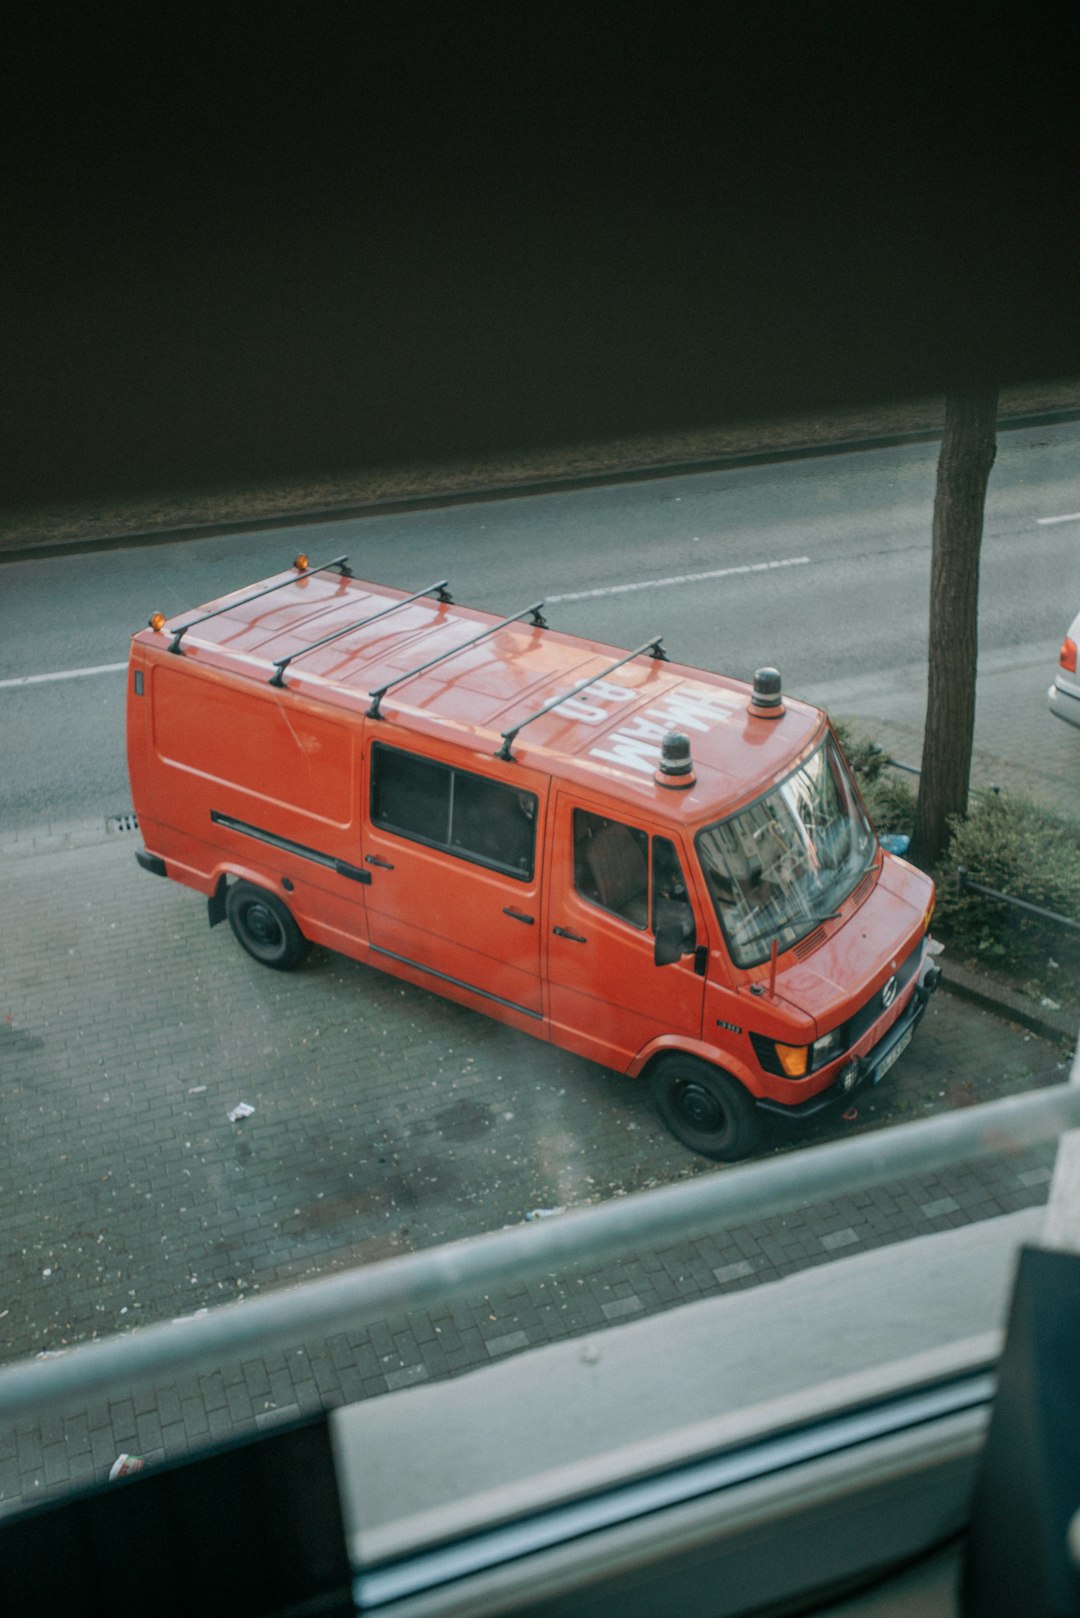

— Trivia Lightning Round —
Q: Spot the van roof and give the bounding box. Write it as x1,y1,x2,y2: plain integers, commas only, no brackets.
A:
135,561,826,822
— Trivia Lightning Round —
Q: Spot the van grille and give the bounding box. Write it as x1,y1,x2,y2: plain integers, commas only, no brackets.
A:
848,869,876,909
790,872,876,961
750,937,924,1076
845,940,923,1046
792,926,825,962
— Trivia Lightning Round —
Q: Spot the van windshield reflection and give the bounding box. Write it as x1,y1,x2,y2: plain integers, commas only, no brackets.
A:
696,735,877,967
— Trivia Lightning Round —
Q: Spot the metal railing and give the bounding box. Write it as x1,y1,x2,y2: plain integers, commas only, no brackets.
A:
1,1084,1078,1427
868,744,1001,801
956,866,1080,934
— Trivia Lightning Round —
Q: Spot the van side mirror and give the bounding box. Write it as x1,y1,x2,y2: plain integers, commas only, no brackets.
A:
654,917,694,967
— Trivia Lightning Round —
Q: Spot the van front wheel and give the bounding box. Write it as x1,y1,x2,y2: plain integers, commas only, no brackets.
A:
226,882,310,971
649,1056,761,1161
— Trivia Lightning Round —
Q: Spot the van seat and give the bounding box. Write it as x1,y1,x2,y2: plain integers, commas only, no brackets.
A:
585,823,648,927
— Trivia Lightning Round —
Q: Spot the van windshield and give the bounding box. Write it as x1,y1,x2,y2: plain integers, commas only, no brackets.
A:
696,734,877,968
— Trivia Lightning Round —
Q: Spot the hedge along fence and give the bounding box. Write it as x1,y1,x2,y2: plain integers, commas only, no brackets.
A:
834,722,1080,974
832,723,918,836
935,795,1080,970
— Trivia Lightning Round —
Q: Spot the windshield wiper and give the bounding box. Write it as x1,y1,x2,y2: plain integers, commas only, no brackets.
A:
736,909,841,952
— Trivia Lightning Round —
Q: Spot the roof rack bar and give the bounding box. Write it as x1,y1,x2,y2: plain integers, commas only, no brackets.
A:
168,555,354,654
496,637,669,761
269,580,454,688
367,601,548,720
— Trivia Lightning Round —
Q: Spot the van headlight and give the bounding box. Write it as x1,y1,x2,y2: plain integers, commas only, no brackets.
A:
772,1028,846,1079
754,1028,850,1079
811,1028,845,1068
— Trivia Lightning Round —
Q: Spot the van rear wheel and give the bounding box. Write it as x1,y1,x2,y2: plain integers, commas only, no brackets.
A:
226,882,309,971
649,1055,761,1161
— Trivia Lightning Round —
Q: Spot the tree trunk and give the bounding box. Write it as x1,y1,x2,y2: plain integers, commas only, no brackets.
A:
909,388,998,870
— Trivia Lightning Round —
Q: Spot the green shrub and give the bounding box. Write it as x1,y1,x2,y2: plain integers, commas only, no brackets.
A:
832,722,917,836
935,792,1080,972
835,722,1080,987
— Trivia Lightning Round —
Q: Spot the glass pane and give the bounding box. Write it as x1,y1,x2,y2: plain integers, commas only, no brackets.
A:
652,835,696,950
371,745,451,843
696,736,877,967
450,772,537,877
574,809,649,927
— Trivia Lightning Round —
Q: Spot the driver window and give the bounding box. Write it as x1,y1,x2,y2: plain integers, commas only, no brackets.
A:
652,836,696,952
573,810,648,928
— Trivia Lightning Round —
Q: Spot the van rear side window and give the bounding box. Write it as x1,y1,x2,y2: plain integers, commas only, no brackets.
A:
371,743,537,879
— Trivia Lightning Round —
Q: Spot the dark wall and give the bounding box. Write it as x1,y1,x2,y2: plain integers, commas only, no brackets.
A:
6,9,1079,504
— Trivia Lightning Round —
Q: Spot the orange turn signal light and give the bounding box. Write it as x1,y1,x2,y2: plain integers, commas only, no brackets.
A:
293,554,310,572
774,1043,809,1078
1061,636,1078,674
148,611,166,632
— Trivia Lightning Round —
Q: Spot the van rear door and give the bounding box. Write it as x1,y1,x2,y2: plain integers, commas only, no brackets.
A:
546,793,707,1071
362,737,546,1024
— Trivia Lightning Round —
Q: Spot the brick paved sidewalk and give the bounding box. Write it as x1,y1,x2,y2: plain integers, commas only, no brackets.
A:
1,825,1074,1514
0,1138,1060,1515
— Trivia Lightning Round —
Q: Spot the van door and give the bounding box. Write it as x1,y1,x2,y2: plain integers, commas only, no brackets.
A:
363,738,545,1022
547,794,707,1069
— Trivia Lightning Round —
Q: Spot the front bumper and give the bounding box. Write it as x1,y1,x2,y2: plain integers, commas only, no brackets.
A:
756,958,942,1121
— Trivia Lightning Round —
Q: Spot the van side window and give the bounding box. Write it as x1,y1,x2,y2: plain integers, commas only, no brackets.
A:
371,746,451,843
652,835,696,952
371,744,537,879
450,770,537,875
573,810,649,928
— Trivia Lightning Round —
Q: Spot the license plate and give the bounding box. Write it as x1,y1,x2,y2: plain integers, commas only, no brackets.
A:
873,1024,913,1085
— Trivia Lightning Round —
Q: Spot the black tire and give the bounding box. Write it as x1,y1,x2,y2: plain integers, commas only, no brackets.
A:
225,882,309,971
649,1055,761,1161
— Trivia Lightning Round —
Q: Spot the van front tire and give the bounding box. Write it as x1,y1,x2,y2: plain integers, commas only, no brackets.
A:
226,882,310,971
649,1055,761,1161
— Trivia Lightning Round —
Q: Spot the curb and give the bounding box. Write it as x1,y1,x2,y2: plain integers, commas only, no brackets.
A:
938,957,1077,1047
3,407,1079,566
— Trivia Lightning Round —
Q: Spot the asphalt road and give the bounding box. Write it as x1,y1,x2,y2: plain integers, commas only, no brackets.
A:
2,417,1080,834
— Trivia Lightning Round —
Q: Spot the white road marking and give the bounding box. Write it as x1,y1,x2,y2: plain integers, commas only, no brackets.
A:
1036,512,1080,526
0,661,127,690
2,555,812,686
547,554,810,603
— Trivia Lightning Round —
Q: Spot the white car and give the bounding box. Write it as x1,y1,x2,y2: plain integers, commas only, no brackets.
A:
1048,609,1080,728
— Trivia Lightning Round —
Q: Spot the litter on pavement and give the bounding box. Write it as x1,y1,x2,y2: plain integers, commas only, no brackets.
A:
109,1454,145,1481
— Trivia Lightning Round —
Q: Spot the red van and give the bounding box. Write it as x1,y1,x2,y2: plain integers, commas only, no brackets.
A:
127,554,940,1159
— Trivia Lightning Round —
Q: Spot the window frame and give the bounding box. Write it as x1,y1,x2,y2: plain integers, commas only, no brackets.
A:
651,831,697,954
369,741,538,882
571,811,696,950
572,807,651,930
694,734,878,969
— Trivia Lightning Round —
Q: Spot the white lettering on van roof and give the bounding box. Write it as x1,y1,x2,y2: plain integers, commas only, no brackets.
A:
587,682,741,774
557,678,641,726
590,731,661,774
